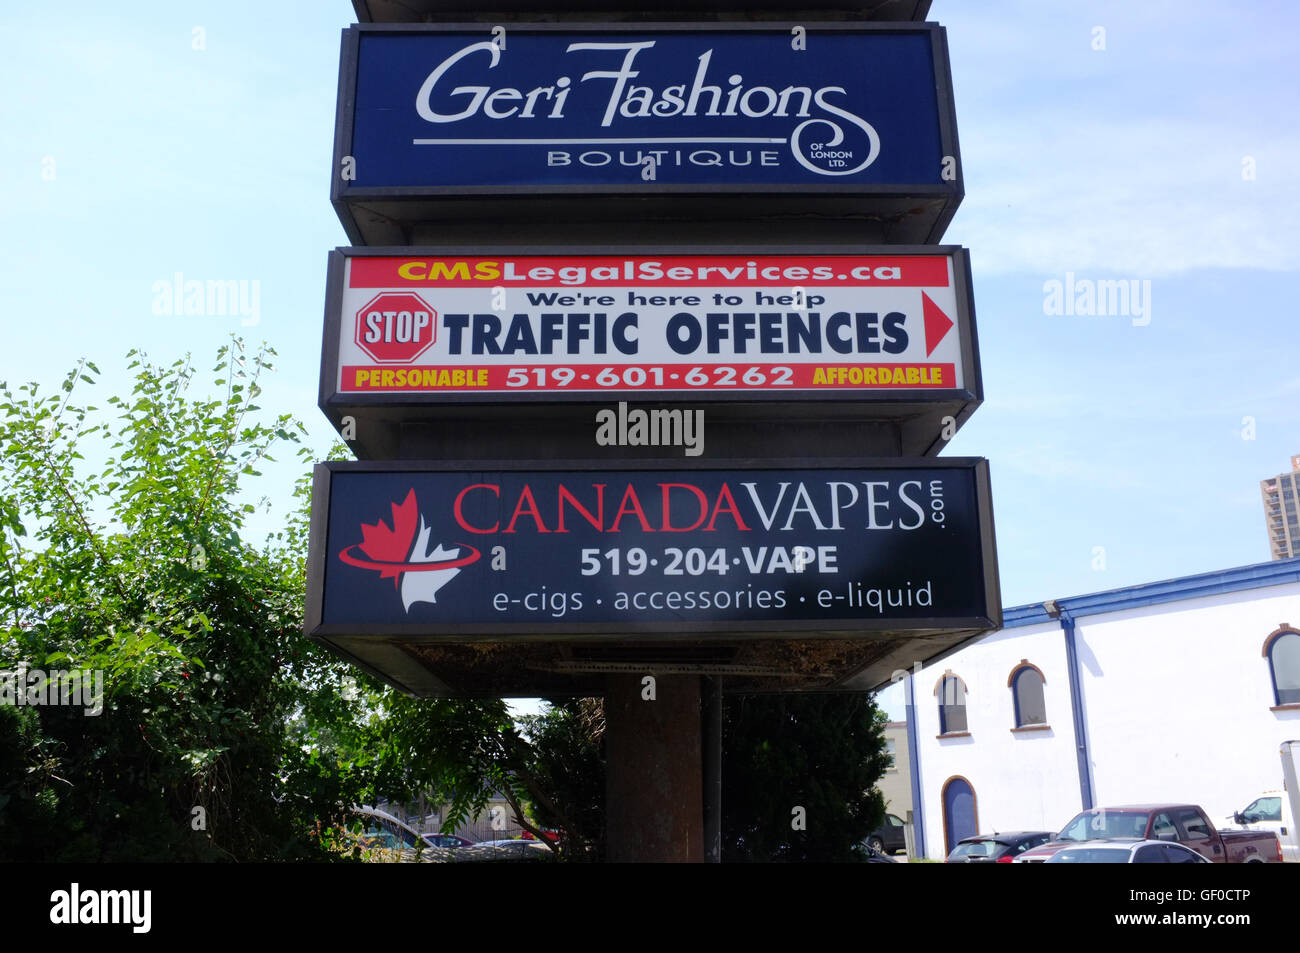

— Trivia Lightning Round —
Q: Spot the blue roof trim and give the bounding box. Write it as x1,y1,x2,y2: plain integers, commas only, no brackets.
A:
1004,555,1300,628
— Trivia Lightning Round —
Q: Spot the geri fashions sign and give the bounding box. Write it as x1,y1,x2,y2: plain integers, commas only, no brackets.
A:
335,24,957,189
306,460,998,636
323,248,977,400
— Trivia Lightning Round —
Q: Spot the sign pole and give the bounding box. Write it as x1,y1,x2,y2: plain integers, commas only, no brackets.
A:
604,674,704,862
702,675,723,863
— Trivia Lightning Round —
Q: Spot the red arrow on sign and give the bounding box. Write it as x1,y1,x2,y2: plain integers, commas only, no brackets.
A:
921,292,954,357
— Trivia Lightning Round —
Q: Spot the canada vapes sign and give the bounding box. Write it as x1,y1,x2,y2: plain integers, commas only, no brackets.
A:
334,24,958,190
306,460,999,636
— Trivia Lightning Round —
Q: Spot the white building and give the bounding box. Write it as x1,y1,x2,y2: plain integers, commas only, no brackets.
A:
904,555,1300,859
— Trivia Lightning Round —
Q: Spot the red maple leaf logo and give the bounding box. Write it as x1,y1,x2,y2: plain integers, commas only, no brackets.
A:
357,489,418,586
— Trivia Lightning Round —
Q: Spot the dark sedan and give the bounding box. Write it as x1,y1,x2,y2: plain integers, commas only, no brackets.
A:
946,831,1054,863
864,813,909,855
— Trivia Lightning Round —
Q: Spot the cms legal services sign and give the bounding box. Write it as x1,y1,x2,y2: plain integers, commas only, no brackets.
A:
319,245,980,405
331,23,962,241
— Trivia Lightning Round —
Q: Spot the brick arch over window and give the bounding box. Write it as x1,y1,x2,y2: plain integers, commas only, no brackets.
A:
1007,659,1048,729
1006,660,1046,688
933,670,969,698
1262,624,1300,709
934,670,968,736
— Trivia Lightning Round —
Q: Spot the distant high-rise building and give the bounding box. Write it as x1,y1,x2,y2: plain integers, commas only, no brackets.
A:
1262,455,1300,559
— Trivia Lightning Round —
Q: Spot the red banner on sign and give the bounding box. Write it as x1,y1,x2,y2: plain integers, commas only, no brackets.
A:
347,256,952,289
339,363,957,393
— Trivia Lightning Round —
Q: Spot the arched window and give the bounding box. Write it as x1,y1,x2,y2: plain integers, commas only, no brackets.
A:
1263,626,1300,707
1008,660,1048,728
934,672,968,735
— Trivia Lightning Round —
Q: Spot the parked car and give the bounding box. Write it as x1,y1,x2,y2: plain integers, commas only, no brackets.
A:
346,806,438,850
1017,804,1282,863
864,813,908,855
1025,838,1212,864
1224,791,1298,863
858,842,898,863
458,838,555,862
945,831,1053,863
423,833,474,849
519,828,563,844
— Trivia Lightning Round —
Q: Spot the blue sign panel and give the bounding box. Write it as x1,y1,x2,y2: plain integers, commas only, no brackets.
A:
307,460,998,636
337,24,958,191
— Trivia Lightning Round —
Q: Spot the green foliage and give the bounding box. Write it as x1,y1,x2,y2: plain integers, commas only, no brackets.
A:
0,342,374,860
517,698,606,859
721,692,890,862
360,693,593,859
0,340,895,864
363,695,523,833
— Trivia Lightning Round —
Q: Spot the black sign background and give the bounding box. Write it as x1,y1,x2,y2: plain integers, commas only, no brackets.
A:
307,459,998,637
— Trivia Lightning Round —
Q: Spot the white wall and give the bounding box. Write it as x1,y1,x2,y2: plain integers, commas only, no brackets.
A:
1080,584,1300,822
914,578,1300,858
915,621,1082,858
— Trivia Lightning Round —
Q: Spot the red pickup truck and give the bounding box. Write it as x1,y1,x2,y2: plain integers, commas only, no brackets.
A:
1018,804,1282,863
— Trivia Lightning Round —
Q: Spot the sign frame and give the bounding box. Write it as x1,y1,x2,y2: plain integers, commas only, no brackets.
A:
330,21,963,245
352,1,934,23
318,243,985,460
304,456,1001,642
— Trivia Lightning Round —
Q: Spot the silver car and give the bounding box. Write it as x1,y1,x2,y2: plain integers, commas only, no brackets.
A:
1020,838,1211,863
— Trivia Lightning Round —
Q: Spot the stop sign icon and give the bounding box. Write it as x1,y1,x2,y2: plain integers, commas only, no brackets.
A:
355,293,437,364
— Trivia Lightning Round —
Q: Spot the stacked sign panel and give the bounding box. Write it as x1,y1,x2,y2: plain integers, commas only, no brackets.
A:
331,23,962,244
319,246,982,449
306,459,998,638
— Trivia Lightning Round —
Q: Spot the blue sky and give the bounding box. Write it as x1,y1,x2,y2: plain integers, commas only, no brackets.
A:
2,2,1297,718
